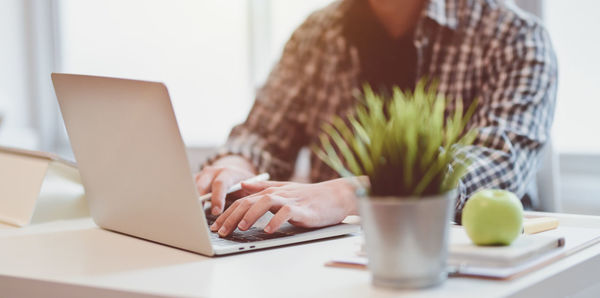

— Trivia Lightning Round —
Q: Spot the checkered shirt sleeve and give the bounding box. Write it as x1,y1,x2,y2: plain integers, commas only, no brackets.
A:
454,21,558,221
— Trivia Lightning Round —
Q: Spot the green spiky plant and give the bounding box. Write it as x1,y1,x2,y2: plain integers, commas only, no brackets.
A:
312,81,478,197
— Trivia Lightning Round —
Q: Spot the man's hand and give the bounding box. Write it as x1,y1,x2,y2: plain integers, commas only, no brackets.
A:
195,155,257,215
209,178,360,237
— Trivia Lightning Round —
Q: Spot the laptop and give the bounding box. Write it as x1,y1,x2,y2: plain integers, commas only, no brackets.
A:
51,73,359,256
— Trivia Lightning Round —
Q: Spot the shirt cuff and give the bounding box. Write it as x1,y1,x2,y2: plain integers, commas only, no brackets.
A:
199,136,294,180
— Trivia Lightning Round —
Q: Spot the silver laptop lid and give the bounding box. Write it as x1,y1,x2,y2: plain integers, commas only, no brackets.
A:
52,73,214,256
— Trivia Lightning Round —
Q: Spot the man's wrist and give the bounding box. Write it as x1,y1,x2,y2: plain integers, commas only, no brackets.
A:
326,177,364,216
212,155,257,174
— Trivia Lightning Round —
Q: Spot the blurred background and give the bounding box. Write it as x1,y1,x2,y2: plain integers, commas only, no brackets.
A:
0,0,598,213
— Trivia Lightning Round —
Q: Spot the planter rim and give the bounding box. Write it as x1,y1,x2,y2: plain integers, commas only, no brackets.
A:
359,189,457,205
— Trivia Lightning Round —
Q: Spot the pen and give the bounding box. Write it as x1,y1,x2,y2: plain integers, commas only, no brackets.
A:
198,173,270,203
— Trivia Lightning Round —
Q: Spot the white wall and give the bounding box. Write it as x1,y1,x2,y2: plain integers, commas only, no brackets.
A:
58,0,252,148
545,0,600,154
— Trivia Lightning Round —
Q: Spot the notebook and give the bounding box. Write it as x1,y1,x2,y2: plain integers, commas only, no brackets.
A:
326,225,600,280
448,226,565,268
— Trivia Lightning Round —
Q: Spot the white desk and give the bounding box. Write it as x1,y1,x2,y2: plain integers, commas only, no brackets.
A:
1,178,600,297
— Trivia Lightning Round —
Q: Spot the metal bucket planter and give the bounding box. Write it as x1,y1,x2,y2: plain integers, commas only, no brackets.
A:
358,190,456,289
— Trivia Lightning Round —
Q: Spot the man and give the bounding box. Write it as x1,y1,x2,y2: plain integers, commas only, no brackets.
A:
196,0,557,237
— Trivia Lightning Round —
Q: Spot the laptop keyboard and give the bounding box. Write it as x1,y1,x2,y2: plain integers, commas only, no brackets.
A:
204,209,314,243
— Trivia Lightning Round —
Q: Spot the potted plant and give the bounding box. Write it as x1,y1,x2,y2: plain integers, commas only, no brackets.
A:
313,82,477,288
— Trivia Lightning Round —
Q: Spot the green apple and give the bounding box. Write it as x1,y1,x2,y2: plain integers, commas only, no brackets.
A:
462,189,524,246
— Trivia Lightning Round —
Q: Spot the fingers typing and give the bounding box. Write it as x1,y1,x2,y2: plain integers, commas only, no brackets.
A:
195,166,217,195
238,195,281,231
265,205,295,233
211,192,293,237
210,170,232,215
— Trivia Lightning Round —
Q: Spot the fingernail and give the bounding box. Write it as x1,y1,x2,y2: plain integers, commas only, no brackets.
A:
210,223,218,231
218,226,227,236
211,206,220,215
238,219,248,229
264,225,272,233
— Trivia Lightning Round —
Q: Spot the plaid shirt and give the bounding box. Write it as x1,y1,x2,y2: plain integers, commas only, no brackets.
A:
206,0,557,219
